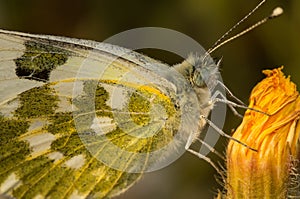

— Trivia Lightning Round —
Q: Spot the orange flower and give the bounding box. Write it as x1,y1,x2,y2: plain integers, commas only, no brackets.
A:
223,67,300,199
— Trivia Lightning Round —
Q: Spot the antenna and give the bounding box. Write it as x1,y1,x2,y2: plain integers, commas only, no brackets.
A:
206,4,283,55
209,0,266,53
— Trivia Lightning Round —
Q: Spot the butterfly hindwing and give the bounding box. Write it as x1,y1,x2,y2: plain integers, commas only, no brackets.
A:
0,30,188,198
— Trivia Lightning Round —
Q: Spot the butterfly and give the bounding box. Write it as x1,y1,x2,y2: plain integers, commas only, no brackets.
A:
0,27,220,199
0,4,283,199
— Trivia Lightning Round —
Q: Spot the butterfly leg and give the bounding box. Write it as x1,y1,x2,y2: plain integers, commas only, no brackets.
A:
210,89,243,117
185,123,225,179
186,147,225,178
199,115,257,151
210,90,268,117
216,80,245,105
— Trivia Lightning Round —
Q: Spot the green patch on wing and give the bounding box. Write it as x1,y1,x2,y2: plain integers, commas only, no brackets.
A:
73,80,113,118
0,116,31,179
47,112,75,135
14,40,72,82
128,92,151,126
14,85,59,118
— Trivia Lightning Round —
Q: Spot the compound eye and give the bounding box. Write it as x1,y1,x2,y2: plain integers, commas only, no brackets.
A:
192,68,206,87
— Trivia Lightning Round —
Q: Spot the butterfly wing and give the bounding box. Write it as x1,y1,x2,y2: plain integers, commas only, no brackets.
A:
0,30,201,198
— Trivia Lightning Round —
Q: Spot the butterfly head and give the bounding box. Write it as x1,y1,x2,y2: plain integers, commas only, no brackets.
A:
175,53,219,91
173,53,219,113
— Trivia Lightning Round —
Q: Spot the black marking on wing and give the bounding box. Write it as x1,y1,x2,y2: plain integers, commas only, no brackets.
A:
14,40,72,82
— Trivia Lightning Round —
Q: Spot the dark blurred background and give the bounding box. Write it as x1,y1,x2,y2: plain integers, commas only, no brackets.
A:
0,0,299,198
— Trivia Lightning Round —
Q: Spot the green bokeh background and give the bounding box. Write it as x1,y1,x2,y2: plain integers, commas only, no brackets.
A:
0,0,299,198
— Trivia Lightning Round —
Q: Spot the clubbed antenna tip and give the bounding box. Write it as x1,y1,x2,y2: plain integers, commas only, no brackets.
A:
271,7,284,18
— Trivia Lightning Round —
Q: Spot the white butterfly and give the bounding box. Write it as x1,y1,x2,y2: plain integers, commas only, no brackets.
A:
0,27,219,198
0,4,283,199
